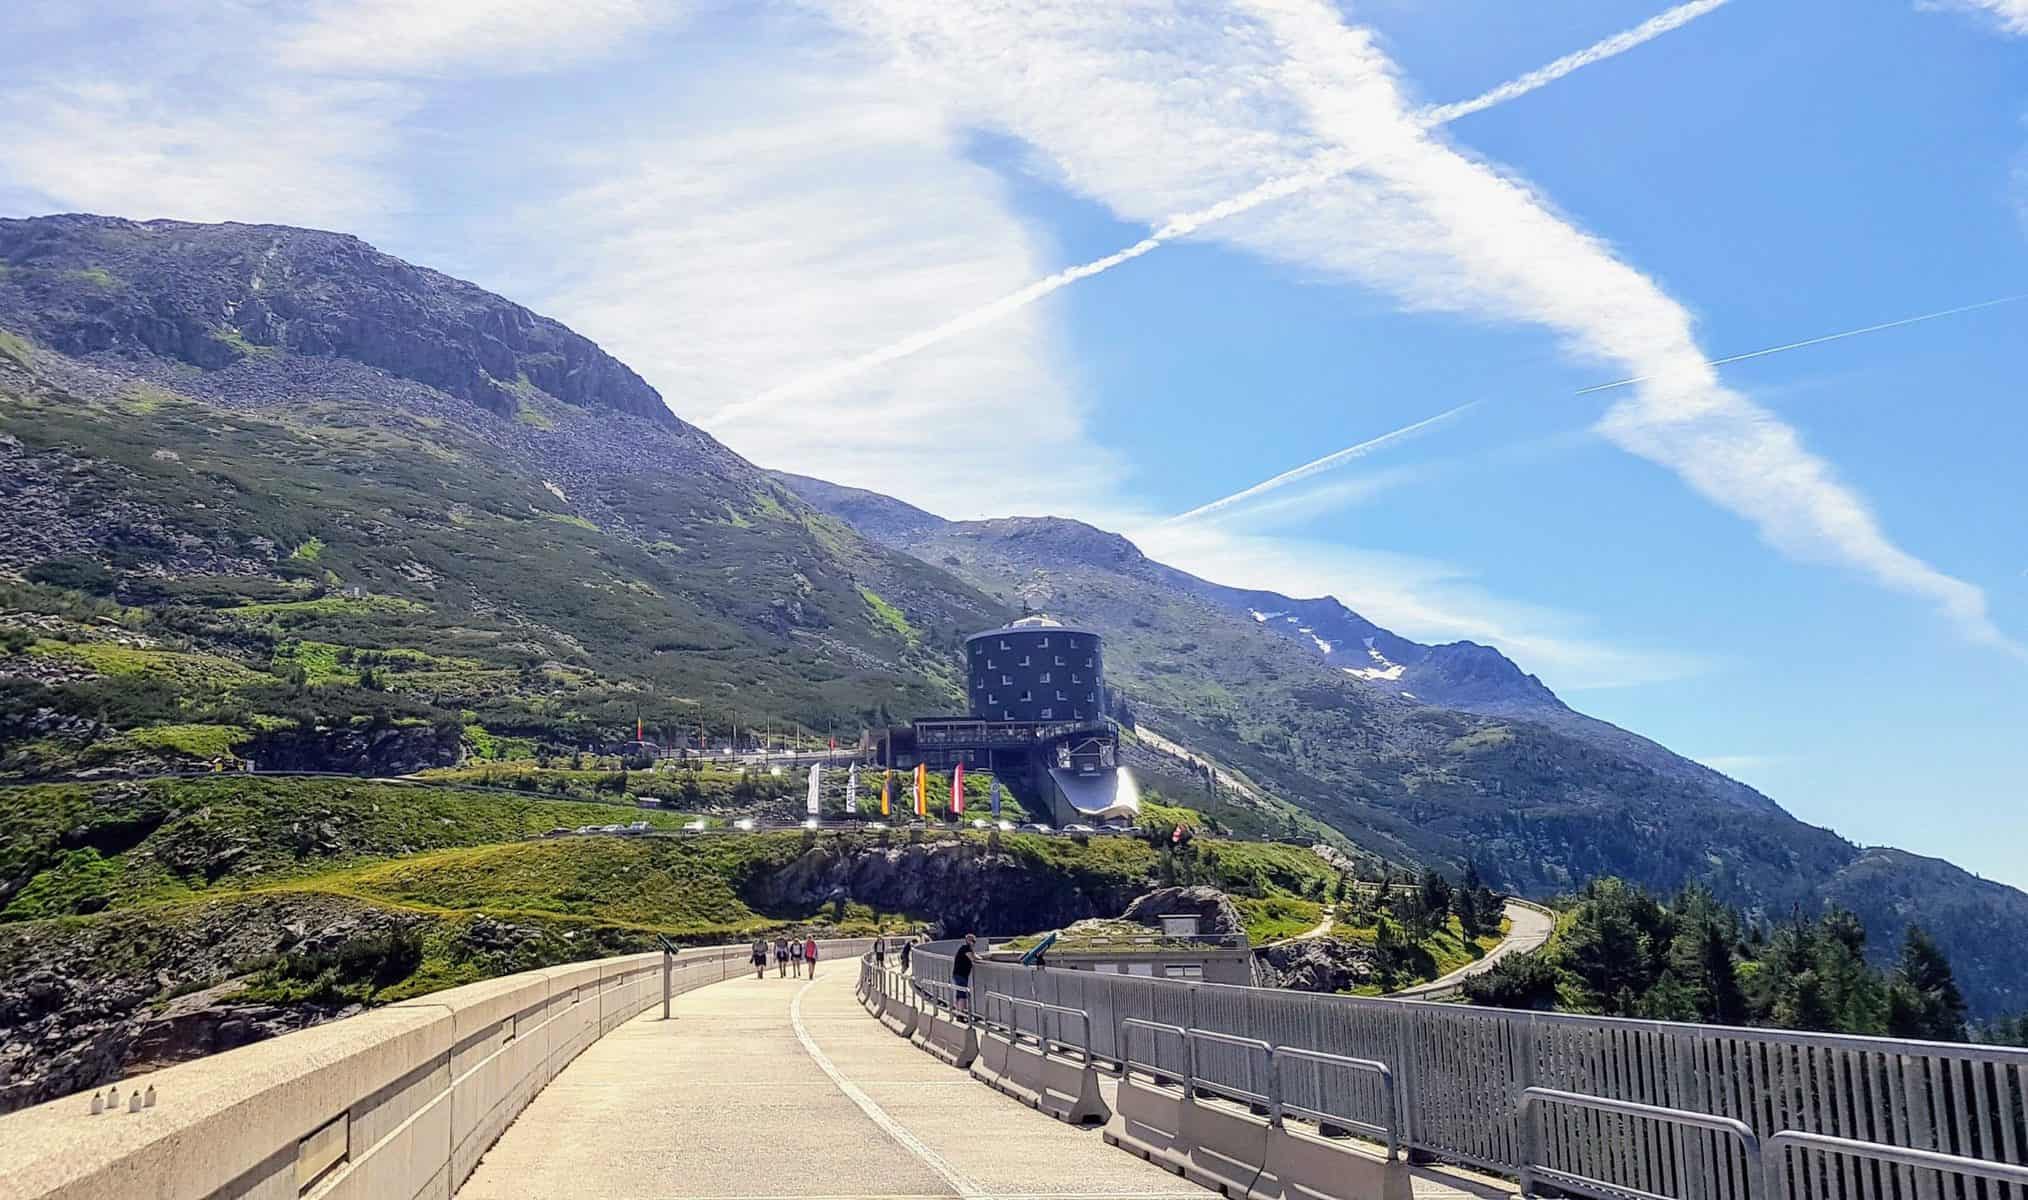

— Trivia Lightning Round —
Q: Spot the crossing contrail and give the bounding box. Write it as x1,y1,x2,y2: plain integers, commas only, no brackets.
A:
1573,294,2028,395
1170,294,2028,526
1166,400,1482,524
717,0,1734,419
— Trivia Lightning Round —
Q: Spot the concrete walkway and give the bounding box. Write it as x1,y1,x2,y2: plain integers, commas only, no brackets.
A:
459,963,1202,1200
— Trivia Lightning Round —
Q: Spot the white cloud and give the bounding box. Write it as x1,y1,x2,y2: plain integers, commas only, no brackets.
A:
277,0,676,75
814,0,2020,659
0,76,410,230
1926,0,2028,35
516,56,1119,520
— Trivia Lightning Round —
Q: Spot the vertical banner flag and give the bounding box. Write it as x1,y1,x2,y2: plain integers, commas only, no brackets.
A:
951,762,966,816
806,764,821,816
880,769,892,816
990,777,1001,820
845,764,859,814
914,763,927,818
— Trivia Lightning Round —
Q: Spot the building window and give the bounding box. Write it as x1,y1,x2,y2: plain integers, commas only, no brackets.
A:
988,694,998,705
1056,691,1067,701
1040,672,1051,683
1085,692,1095,703
1068,637,1079,648
1001,675,1012,686
986,658,996,669
1164,964,1204,979
1085,657,1094,668
1000,639,1010,650
1019,691,1032,703
1073,709,1084,719
1071,673,1081,683
1040,708,1052,719
1019,655,1031,667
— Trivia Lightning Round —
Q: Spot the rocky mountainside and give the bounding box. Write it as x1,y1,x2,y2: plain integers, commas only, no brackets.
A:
0,215,1007,778
1,215,671,425
775,481,2028,1018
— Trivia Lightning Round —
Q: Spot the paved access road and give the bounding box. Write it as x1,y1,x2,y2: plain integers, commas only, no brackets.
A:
459,962,1202,1200
1387,900,1557,1001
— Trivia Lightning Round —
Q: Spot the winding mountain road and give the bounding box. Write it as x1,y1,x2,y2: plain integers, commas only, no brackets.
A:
1386,900,1556,1000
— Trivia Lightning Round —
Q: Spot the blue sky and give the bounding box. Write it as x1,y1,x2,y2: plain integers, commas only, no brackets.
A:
2,0,2024,885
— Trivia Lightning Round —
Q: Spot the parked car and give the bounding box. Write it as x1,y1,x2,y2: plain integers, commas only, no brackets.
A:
1063,823,1096,833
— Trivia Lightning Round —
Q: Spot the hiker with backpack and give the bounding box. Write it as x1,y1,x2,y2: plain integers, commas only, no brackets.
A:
790,937,805,978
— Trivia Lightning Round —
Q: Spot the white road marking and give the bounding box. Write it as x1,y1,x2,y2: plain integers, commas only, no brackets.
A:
790,979,987,1198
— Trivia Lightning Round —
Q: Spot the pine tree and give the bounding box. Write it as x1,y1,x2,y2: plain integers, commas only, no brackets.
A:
1888,926,1967,1042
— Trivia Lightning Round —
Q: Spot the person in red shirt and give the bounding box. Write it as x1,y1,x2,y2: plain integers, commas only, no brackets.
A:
803,936,819,978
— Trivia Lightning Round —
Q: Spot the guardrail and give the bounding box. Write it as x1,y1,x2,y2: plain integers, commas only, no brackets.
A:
1521,1086,1763,1200
1765,1131,2028,1198
1117,1018,1400,1158
910,940,2028,1193
977,995,1095,1064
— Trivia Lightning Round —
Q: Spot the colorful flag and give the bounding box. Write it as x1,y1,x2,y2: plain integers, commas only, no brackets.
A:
951,762,965,815
845,764,859,814
637,715,644,742
881,769,892,816
914,763,927,818
806,764,821,816
990,777,1001,820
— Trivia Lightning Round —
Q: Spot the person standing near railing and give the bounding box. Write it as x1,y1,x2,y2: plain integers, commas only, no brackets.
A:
874,936,887,968
953,933,977,1017
751,937,768,980
900,940,912,972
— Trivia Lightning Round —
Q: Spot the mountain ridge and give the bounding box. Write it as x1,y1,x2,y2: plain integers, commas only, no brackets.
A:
0,213,2022,1017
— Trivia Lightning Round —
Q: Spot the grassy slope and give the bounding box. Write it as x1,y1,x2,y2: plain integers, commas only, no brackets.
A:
0,335,1005,776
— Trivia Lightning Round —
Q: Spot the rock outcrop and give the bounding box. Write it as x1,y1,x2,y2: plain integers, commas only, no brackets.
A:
1119,885,1245,936
742,836,1148,937
1254,937,1379,994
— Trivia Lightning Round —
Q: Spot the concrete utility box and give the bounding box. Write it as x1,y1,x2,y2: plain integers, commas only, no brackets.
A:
1157,914,1201,938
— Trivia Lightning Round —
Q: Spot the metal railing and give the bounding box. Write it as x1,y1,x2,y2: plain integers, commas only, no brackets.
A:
1116,1018,1400,1158
1766,1132,2028,1200
908,940,2028,1193
978,994,1094,1063
1521,1086,1764,1200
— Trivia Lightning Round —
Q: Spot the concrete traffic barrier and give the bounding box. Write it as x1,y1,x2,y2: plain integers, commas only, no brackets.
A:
1103,1071,1194,1177
969,1026,1016,1092
918,1009,978,1069
1258,1123,1410,1200
983,1034,1109,1125
878,989,920,1039
1178,1094,1274,1198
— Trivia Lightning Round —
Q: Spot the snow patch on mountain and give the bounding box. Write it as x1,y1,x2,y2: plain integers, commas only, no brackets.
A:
1343,637,1406,682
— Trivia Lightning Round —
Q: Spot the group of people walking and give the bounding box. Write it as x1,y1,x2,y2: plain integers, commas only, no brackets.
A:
871,935,913,972
752,935,821,979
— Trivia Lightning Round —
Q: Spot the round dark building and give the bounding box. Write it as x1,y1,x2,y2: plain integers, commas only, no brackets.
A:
966,616,1105,723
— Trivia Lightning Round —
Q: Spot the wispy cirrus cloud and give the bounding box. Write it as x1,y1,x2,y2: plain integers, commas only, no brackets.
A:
1926,0,2028,35
808,0,2019,660
275,0,677,75
511,55,1118,520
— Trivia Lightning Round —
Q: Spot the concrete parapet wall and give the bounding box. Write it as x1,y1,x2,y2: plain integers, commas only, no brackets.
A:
0,940,872,1200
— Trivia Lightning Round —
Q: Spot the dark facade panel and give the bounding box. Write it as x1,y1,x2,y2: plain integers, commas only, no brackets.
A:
966,627,1105,723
